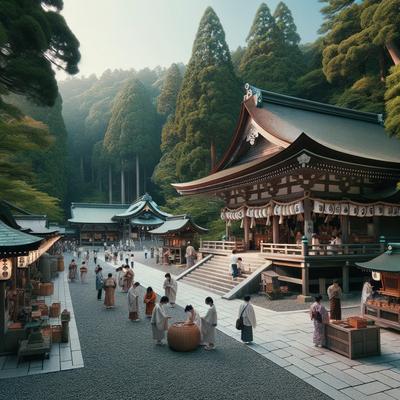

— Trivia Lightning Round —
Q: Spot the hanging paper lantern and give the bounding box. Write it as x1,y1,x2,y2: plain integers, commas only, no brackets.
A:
274,204,281,215
384,206,393,216
0,258,12,280
340,203,349,215
374,204,384,216
349,204,359,216
313,200,324,214
358,207,367,217
324,203,335,215
334,204,341,215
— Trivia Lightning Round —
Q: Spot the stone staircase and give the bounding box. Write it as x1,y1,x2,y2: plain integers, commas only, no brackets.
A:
180,253,267,296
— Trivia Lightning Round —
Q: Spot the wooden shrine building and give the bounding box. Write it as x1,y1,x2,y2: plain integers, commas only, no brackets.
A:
173,85,400,298
149,215,208,264
69,194,171,245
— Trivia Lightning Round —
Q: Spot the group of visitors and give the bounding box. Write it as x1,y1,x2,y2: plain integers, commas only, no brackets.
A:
68,259,89,283
229,249,245,280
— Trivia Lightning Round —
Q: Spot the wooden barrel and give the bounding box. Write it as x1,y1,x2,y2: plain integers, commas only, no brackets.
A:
57,255,64,272
39,282,54,296
167,322,200,352
51,325,62,343
50,302,61,318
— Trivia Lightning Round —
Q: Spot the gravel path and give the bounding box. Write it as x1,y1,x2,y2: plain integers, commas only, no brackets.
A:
0,254,330,400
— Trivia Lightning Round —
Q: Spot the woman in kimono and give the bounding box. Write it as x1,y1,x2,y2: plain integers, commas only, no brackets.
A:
163,273,177,307
238,295,257,344
144,287,157,318
80,261,88,283
123,266,134,293
127,282,140,321
150,296,170,345
104,273,117,309
68,259,78,282
201,297,217,351
310,295,329,347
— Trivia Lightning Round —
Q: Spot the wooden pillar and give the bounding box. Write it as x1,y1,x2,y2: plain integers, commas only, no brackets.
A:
243,216,250,250
342,264,350,293
272,216,279,244
303,198,313,241
301,263,309,296
225,221,230,240
373,216,380,241
340,215,349,243
0,281,6,338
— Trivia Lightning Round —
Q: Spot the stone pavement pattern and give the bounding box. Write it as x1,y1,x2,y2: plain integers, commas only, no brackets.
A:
0,253,330,400
0,269,83,379
125,251,400,400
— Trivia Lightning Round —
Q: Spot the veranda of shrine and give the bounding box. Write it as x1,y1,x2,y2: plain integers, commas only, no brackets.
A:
173,85,400,299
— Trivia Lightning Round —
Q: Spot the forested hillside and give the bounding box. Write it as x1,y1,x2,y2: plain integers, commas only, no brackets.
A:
2,0,398,229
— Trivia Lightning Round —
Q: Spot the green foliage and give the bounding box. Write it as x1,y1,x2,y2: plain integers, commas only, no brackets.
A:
385,64,400,137
239,2,305,94
157,63,182,117
0,99,62,220
153,6,241,193
103,78,161,170
0,0,80,106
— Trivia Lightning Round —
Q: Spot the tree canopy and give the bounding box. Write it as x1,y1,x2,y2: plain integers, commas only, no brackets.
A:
0,0,80,106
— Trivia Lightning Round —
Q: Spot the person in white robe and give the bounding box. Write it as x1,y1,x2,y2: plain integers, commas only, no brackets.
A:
361,279,374,314
150,296,170,344
127,282,140,321
163,273,177,307
185,242,196,268
201,297,217,351
238,296,257,344
184,304,202,344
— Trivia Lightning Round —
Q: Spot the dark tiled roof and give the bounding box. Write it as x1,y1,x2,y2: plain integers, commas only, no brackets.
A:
0,220,42,252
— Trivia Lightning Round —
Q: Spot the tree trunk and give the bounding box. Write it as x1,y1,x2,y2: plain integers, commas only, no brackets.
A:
210,140,216,171
80,155,84,181
386,41,400,66
108,165,112,204
121,162,125,204
136,154,140,199
99,169,102,192
143,165,147,193
379,50,387,81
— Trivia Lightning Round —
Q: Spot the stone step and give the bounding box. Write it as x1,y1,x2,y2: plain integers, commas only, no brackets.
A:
185,273,236,290
189,270,245,285
194,266,248,280
204,261,261,272
182,276,229,296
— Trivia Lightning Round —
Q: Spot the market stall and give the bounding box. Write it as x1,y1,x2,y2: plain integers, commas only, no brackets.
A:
357,243,400,330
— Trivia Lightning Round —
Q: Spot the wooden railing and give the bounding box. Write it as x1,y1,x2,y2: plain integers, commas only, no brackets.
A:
200,240,245,252
260,242,384,257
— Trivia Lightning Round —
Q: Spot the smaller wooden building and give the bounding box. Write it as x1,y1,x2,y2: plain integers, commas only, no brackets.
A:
149,215,208,264
358,243,400,330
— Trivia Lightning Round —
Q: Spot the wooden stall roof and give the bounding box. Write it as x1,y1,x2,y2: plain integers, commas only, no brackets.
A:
149,215,208,235
357,243,400,273
173,85,400,195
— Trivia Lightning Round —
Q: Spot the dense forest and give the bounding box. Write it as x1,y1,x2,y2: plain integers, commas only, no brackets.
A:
1,0,399,231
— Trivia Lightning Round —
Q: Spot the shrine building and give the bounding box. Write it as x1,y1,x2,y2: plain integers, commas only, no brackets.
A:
173,85,400,298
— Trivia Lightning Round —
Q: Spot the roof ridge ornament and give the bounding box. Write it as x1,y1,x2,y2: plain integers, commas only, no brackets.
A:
297,153,311,167
244,83,262,108
246,125,259,146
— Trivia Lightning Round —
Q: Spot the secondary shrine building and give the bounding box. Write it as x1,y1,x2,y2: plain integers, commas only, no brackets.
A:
173,85,400,297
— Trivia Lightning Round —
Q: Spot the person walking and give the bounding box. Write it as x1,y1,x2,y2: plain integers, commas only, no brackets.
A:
80,261,88,283
151,296,170,345
163,273,177,307
123,265,134,293
104,273,117,309
185,242,196,268
95,266,103,300
68,259,78,282
310,295,329,347
201,297,217,351
327,280,342,320
238,296,257,344
144,287,157,318
93,250,97,265
144,246,148,259
130,253,135,269
155,247,160,264
128,282,141,321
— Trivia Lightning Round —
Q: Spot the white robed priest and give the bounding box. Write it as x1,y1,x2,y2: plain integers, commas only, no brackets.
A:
150,296,170,345
185,242,196,268
201,297,218,351
127,282,140,321
361,279,374,314
163,273,177,307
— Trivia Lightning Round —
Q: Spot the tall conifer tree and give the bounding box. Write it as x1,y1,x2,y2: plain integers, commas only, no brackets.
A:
153,7,241,194
157,63,182,118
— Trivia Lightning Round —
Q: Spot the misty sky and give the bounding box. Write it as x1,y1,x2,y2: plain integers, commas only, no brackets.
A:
59,0,323,80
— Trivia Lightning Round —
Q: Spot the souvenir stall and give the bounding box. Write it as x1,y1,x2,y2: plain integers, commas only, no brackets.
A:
357,243,400,330
149,215,208,265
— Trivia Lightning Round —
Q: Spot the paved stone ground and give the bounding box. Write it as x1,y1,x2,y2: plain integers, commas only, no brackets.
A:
0,253,329,400
121,251,400,400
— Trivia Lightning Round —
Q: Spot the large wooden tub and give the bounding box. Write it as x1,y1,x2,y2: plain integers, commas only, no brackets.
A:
168,322,200,352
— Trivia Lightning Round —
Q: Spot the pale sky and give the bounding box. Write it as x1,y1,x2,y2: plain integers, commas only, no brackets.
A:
59,0,323,80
